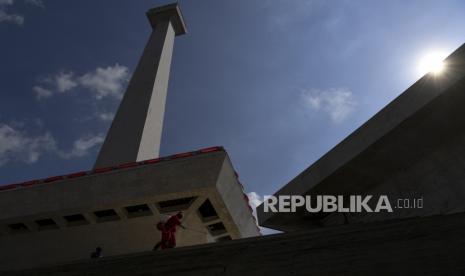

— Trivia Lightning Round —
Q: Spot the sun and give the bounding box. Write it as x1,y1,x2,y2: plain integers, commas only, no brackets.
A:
418,51,447,76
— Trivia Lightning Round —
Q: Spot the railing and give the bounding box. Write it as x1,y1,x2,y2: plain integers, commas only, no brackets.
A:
0,146,224,192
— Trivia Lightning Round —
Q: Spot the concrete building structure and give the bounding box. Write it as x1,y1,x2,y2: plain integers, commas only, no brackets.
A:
0,3,259,271
94,4,186,168
2,2,465,275
257,42,465,232
0,147,259,270
4,212,465,276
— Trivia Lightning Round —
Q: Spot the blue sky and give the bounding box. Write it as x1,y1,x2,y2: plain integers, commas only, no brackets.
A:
1,0,465,210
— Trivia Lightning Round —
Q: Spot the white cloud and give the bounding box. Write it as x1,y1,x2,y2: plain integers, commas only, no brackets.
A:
25,0,44,8
57,134,104,159
79,64,130,99
247,192,263,210
0,0,45,7
0,123,104,167
55,72,78,92
33,85,52,100
0,124,56,166
0,10,23,25
34,64,130,100
247,192,262,227
247,191,266,225
0,0,13,5
246,192,281,235
97,112,114,122
263,0,318,31
0,0,43,25
301,87,357,123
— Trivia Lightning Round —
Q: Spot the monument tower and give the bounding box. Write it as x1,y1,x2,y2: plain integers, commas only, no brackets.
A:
95,4,186,168
0,3,260,271
4,3,465,276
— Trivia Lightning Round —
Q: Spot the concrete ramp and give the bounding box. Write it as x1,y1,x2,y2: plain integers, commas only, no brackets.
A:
4,212,465,275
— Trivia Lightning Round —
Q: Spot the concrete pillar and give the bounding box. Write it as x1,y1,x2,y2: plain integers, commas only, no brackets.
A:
94,4,187,168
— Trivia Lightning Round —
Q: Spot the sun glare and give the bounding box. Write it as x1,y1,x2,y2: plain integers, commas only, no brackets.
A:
418,51,447,76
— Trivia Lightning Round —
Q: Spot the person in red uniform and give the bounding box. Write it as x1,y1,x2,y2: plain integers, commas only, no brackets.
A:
153,212,185,250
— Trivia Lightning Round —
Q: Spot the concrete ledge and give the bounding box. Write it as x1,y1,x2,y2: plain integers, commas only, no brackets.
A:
146,3,187,35
0,149,259,270
4,212,465,275
258,43,465,231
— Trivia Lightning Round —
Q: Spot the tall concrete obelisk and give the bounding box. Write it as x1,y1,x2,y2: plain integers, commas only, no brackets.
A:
94,4,186,169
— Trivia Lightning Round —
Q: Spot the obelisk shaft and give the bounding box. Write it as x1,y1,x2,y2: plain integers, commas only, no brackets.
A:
94,4,186,168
